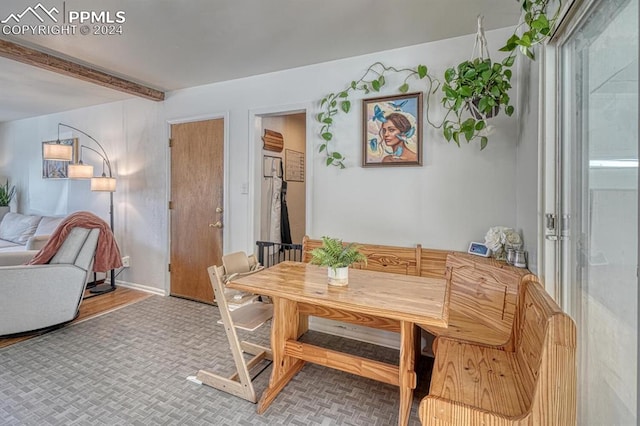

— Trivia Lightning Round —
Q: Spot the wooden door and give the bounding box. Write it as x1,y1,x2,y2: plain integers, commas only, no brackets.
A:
170,119,224,303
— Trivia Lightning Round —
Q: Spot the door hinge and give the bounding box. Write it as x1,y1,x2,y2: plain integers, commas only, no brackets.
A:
168,263,171,272
169,201,173,210
169,138,173,148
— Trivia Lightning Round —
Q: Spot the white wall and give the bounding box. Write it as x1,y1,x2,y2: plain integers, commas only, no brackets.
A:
515,54,541,273
0,26,527,294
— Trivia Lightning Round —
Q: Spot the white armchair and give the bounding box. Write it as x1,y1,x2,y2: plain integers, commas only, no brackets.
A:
0,227,99,336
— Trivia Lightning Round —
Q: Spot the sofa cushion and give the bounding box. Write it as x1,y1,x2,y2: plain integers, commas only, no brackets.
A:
0,213,42,245
0,239,21,250
34,216,64,236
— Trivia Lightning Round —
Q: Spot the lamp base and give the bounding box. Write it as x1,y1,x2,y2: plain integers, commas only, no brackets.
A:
89,283,116,295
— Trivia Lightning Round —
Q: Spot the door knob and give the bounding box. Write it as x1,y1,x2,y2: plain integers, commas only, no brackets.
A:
209,221,222,228
216,207,223,213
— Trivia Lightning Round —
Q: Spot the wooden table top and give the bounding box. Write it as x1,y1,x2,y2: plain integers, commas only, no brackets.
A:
228,261,449,327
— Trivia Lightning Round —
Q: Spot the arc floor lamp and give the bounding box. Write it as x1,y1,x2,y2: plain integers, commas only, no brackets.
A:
43,123,117,294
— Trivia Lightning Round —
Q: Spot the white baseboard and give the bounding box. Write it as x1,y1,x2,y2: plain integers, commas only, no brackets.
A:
308,317,401,350
116,280,166,296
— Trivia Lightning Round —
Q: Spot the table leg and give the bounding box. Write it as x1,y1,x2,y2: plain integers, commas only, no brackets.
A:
257,297,305,414
398,321,417,426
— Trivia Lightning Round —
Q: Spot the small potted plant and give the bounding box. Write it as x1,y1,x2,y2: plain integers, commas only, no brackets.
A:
0,179,16,220
310,236,367,286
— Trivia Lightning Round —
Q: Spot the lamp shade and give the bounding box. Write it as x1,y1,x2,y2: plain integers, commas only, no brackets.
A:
91,177,116,192
68,163,94,179
43,142,73,161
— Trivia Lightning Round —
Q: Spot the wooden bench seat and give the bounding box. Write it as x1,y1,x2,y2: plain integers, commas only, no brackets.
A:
422,253,532,350
419,277,577,425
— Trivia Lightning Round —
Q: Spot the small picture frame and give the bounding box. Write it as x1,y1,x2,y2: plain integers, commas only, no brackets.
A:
468,242,491,257
362,92,423,167
42,138,78,179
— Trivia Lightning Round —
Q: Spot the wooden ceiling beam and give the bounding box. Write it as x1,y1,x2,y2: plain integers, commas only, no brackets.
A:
0,39,164,101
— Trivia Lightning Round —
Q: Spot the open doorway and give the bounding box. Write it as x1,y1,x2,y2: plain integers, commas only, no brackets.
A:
256,112,307,265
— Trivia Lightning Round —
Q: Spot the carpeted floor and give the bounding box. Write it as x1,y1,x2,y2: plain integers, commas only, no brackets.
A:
0,296,432,425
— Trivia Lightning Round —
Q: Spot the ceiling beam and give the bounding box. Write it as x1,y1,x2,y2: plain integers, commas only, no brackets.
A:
0,39,164,101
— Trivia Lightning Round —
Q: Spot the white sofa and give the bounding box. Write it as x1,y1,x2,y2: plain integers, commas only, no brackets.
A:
0,212,64,252
0,227,100,335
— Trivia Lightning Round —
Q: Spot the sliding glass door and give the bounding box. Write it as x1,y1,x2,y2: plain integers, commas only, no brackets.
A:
557,0,638,424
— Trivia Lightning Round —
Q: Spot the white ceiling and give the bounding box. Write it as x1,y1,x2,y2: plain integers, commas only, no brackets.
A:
0,0,522,123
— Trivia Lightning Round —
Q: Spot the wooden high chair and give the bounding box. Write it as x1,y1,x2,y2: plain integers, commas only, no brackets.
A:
194,254,273,403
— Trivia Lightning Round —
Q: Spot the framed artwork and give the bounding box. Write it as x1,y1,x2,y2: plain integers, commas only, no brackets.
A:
362,92,423,167
42,138,78,179
285,149,304,182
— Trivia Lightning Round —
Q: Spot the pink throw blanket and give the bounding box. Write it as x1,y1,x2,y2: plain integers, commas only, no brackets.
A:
28,211,123,272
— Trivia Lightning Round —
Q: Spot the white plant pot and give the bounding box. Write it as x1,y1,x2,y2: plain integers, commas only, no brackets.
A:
0,206,9,222
328,266,349,286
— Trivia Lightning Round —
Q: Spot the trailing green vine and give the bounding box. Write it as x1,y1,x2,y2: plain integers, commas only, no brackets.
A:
317,62,437,168
316,0,561,166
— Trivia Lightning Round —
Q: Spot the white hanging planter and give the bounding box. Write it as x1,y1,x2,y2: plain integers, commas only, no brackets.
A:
328,266,349,286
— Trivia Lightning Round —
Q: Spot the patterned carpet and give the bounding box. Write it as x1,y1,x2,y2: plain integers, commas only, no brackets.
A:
0,296,432,425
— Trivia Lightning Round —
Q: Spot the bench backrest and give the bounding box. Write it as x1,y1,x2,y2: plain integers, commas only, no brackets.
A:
444,252,531,347
514,277,577,424
301,236,450,278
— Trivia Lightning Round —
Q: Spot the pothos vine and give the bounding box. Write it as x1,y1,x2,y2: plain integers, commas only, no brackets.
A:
316,0,561,167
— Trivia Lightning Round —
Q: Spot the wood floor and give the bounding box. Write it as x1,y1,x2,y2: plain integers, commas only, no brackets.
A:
0,287,152,349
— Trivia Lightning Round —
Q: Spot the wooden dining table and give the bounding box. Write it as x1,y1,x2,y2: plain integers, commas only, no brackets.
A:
227,261,449,426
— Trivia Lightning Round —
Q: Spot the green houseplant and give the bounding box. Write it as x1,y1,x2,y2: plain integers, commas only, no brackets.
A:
441,55,515,150
310,236,367,286
0,179,16,207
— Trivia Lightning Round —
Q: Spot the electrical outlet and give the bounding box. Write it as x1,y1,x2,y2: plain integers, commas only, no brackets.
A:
122,256,130,267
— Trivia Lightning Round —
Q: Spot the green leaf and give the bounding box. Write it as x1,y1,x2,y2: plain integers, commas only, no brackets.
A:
502,55,515,67
504,69,512,79
443,125,452,141
490,86,501,97
452,131,461,147
444,85,457,99
480,136,488,150
464,128,474,142
321,132,332,141
351,81,357,89
459,86,473,97
330,100,337,108
319,144,326,152
323,117,333,124
371,80,380,91
478,96,490,112
339,91,349,98
475,120,486,131
399,83,409,93
378,76,385,87
463,69,477,79
332,152,343,159
481,70,492,82
418,65,428,79
341,100,351,113
505,105,515,116
444,68,455,83
316,113,324,122
326,157,334,166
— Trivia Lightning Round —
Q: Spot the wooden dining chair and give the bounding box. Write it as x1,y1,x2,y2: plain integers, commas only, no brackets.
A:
193,254,273,403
